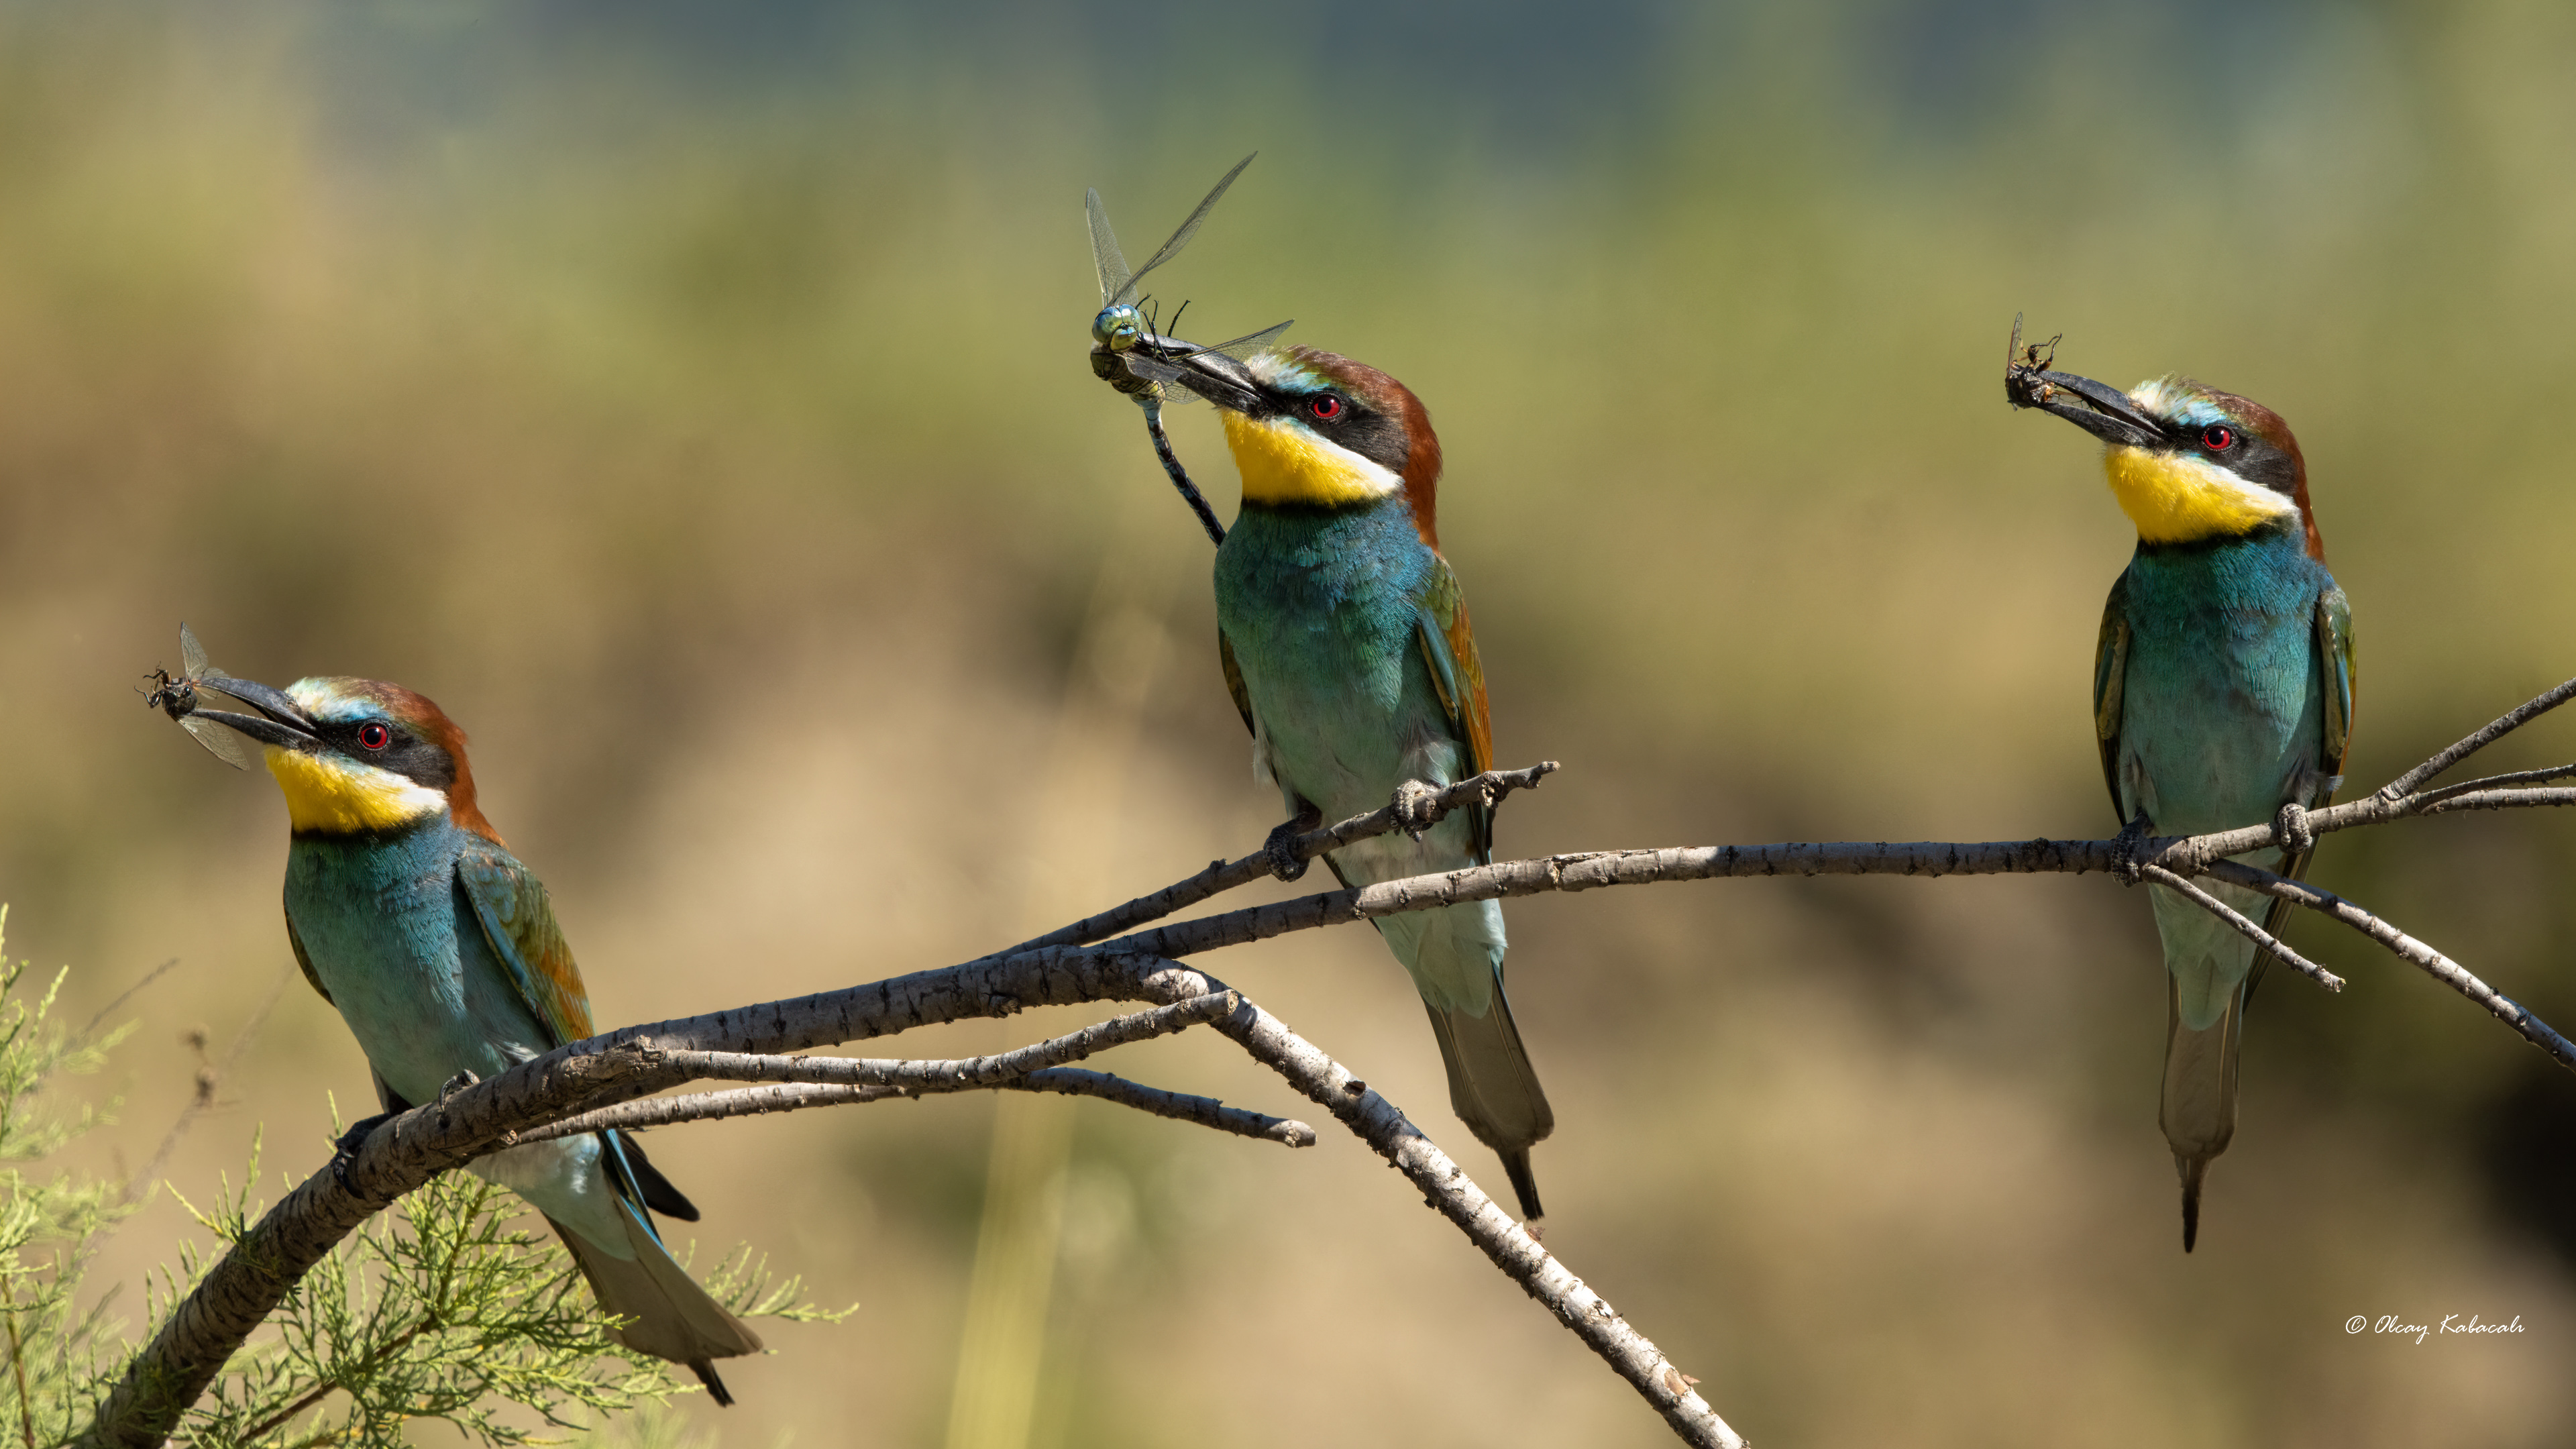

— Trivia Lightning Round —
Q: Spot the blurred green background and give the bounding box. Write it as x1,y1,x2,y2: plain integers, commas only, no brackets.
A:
6,0,2575,1444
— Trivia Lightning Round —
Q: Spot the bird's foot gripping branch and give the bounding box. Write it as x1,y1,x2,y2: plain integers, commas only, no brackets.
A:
94,679,2576,1449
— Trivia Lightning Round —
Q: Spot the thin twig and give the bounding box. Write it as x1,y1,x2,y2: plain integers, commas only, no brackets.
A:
78,958,182,1041
1190,979,1745,1447
520,1082,900,1141
2381,674,2576,798
120,963,294,1210
521,1071,1316,1148
2412,761,2576,806
1002,1067,1315,1145
647,989,1238,1092
6,1279,36,1449
998,763,1558,957
2136,865,2344,991
2206,859,2576,1070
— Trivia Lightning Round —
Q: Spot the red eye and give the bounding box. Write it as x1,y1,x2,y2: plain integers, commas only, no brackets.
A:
2201,425,2235,451
1309,394,1344,420
357,722,390,751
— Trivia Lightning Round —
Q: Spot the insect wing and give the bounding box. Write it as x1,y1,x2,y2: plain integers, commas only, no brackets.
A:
1115,350,1188,402
1148,319,1291,408
1085,186,1135,309
179,621,218,684
178,712,262,771
1121,153,1254,303
1209,319,1291,362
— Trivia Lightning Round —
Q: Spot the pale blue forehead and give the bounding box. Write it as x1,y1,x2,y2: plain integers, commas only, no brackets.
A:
2130,376,2232,429
284,678,389,724
1250,353,1326,393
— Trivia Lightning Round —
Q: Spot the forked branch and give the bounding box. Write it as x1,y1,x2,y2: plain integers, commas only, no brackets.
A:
83,678,2576,1449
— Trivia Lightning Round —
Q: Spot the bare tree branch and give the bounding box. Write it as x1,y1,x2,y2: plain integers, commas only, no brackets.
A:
996,763,1558,955
998,1067,1316,1145
78,948,1708,1448
2380,673,2576,798
2135,865,2344,991
521,1081,902,1138
2206,859,2576,1070
2413,761,2576,805
645,989,1239,1091
83,680,2576,1449
519,1070,1317,1148
1198,983,1746,1448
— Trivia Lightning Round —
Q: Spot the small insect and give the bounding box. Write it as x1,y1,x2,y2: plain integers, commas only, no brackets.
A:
2002,313,2068,409
146,623,264,771
1085,155,1292,545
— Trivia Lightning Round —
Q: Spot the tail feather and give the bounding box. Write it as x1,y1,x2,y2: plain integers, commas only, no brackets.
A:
549,1208,763,1400
2159,974,2247,1254
1424,995,1554,1222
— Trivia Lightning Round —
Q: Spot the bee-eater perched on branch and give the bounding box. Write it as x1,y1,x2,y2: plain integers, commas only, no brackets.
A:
2010,343,2356,1252
171,667,763,1396
1166,342,1556,1226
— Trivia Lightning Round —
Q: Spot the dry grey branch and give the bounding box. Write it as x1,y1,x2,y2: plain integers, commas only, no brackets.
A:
648,989,1239,1091
84,678,2576,1449
519,1069,1316,1148
82,945,1702,1449
520,1081,901,1140
2205,859,2576,1070
2136,865,2345,991
1195,983,1745,1448
2380,672,2576,798
996,763,1558,956
1001,1067,1316,1145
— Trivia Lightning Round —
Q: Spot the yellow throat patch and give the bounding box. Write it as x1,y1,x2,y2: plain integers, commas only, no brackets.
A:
2102,445,2297,544
265,747,446,835
1222,413,1401,508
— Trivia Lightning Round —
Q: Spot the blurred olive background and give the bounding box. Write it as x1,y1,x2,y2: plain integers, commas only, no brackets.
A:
7,1,2576,1444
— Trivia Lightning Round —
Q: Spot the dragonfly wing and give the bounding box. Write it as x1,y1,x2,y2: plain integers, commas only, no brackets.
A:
1209,319,1292,361
1085,187,1134,309
1124,153,1254,296
179,712,262,771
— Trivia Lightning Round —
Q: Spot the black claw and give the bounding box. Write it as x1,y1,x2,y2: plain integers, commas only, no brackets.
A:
330,1110,396,1197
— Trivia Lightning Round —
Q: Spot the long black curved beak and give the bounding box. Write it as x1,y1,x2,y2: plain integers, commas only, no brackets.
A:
1163,345,1263,413
1099,334,1265,414
2006,356,2165,450
191,676,323,751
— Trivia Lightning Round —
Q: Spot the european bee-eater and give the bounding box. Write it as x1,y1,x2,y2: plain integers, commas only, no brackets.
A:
1164,342,1554,1224
178,672,762,1395
2015,360,2355,1251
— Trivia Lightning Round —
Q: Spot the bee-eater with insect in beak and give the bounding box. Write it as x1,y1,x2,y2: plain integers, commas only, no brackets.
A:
170,667,763,1396
1163,342,1555,1225
2010,349,2355,1252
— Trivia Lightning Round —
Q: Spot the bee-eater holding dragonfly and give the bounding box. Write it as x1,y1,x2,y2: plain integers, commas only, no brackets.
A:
1150,342,1557,1226
2007,331,2355,1250
152,627,762,1396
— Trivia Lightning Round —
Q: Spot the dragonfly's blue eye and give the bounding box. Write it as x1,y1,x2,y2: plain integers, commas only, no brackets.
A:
1309,394,1344,421
1092,307,1142,350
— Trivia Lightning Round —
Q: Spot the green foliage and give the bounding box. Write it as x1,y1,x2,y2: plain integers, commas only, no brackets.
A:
0,904,139,1448
0,910,841,1446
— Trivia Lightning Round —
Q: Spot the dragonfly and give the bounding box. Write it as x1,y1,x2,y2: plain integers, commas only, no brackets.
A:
1086,153,1291,545
146,623,266,771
